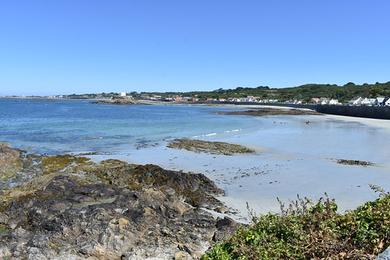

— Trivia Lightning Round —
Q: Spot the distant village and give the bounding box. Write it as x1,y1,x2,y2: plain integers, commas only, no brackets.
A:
135,93,390,107
4,91,390,107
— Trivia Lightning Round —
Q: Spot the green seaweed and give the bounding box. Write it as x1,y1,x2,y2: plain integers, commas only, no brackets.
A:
41,155,91,174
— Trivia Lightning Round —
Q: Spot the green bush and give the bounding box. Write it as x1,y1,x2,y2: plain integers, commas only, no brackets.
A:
203,191,390,259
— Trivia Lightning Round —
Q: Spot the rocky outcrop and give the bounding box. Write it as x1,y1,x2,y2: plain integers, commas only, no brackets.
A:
336,159,375,167
94,97,140,105
167,139,255,156
0,145,238,259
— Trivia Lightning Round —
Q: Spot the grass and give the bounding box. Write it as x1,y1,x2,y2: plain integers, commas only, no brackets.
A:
203,189,390,259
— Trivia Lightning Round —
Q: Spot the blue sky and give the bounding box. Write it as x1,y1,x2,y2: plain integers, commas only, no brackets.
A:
0,0,389,95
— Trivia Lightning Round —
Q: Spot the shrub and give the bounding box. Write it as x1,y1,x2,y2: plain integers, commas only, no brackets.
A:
203,191,389,259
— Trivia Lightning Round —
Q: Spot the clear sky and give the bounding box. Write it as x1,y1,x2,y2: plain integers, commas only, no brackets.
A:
0,0,389,95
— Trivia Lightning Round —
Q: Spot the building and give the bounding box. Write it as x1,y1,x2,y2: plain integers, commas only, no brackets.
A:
174,96,183,102
120,92,127,97
349,97,363,106
321,98,330,105
311,98,321,104
328,99,341,105
360,98,376,106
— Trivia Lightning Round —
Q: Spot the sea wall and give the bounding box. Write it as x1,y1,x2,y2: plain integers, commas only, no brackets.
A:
208,101,390,120
315,105,390,120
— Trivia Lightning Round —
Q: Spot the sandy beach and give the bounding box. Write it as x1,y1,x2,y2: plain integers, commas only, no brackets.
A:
86,107,390,222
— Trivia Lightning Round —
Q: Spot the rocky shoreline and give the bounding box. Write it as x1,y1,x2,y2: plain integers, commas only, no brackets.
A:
93,97,141,105
0,144,239,259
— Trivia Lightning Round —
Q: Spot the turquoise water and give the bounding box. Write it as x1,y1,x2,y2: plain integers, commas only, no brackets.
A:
0,99,259,154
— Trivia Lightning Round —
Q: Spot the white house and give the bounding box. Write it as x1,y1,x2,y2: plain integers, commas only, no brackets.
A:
120,92,127,97
321,99,329,105
350,97,363,106
361,98,374,106
328,99,340,105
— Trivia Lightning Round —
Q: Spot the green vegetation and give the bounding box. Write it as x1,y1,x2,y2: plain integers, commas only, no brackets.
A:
177,82,390,103
41,155,91,174
141,82,390,103
203,189,390,259
63,81,390,103
0,224,10,235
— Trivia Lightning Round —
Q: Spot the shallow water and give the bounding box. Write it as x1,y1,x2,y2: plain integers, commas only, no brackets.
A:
0,99,255,154
1,99,390,220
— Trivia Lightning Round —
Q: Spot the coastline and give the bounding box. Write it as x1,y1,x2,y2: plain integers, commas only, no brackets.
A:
1,100,390,257
2,100,390,222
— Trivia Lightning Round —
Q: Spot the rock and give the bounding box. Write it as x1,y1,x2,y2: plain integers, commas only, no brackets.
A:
215,206,228,213
213,217,240,242
174,251,189,260
167,138,255,156
336,159,375,167
93,97,143,105
118,217,129,229
0,147,239,259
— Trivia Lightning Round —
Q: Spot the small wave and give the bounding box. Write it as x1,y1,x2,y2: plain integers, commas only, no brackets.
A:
225,129,241,133
192,132,218,138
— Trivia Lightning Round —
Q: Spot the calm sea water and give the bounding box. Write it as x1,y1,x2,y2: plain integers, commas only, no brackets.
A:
0,98,258,154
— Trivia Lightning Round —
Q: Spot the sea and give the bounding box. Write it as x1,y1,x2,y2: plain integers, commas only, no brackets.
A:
0,98,256,155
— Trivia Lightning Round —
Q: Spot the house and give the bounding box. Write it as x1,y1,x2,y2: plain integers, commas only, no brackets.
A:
361,98,372,106
350,97,363,106
321,98,330,105
174,96,183,102
120,92,127,97
311,98,321,104
328,99,341,105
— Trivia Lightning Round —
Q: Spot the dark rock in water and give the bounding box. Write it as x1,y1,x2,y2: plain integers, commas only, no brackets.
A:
167,138,255,156
336,159,375,167
93,97,143,105
0,145,238,259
